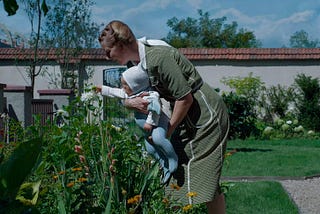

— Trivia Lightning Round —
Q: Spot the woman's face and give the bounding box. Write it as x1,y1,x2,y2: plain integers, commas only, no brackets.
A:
101,42,128,65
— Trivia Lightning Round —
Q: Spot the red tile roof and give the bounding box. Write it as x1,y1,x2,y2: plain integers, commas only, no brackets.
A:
1,48,320,61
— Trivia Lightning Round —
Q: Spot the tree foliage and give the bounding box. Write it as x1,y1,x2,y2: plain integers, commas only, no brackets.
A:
165,10,261,48
289,30,319,48
2,0,48,16
41,0,99,49
2,0,19,16
41,0,100,89
19,0,48,98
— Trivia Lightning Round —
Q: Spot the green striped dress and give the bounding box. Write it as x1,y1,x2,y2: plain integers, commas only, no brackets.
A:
142,45,229,205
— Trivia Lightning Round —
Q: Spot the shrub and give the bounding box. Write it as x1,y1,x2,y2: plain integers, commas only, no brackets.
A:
294,74,320,132
222,92,257,139
221,72,265,112
264,85,296,118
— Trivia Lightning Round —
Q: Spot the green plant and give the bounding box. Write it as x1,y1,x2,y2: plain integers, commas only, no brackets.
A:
263,84,296,119
294,73,320,132
33,87,192,213
221,72,265,110
222,92,257,139
0,138,42,213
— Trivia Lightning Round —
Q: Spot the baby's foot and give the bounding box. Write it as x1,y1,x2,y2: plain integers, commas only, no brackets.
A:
161,169,172,185
168,157,178,173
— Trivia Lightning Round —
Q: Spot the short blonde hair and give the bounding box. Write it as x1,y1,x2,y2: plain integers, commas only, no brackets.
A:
99,20,136,47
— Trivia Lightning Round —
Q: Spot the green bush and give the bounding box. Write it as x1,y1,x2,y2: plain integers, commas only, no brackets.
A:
221,72,265,112
294,74,320,132
264,85,296,118
221,73,265,139
222,92,257,139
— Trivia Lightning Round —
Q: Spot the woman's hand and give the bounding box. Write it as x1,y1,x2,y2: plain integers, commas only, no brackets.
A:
124,97,149,114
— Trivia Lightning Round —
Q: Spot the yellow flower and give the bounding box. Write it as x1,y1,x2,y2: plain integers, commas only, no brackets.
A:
134,194,142,202
182,204,192,212
121,188,127,196
67,182,75,188
58,171,65,175
77,177,88,183
127,194,142,205
186,192,198,198
170,183,181,191
162,197,169,204
127,198,135,205
71,167,82,172
52,175,58,180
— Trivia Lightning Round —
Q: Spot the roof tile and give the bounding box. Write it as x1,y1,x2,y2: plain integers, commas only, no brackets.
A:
1,48,320,61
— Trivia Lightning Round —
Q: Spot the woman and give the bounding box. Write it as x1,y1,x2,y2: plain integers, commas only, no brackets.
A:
98,20,229,213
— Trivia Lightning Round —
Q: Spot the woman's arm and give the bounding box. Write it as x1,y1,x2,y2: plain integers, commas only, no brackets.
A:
167,93,193,138
124,96,149,114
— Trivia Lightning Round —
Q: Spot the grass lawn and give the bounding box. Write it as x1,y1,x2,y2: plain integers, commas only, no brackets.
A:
225,181,299,214
222,138,320,177
221,138,319,213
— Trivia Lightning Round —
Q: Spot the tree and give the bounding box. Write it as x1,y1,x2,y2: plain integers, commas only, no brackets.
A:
41,0,100,90
2,0,48,16
289,30,319,48
2,0,19,16
0,23,27,47
165,10,261,48
20,0,48,98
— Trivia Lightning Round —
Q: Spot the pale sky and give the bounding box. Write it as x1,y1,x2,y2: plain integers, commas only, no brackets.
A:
1,0,320,47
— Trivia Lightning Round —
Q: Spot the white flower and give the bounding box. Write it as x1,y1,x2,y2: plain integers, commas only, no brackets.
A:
293,125,304,133
307,130,315,135
275,118,284,126
55,109,67,116
286,120,292,125
111,124,121,132
281,124,290,131
1,113,7,118
142,151,149,159
57,123,65,128
263,126,274,135
287,106,295,112
81,91,95,102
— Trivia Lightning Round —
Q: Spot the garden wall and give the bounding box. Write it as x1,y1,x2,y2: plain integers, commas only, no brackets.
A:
0,62,319,98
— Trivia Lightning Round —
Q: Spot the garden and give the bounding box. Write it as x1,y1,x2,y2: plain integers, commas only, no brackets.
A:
0,73,319,213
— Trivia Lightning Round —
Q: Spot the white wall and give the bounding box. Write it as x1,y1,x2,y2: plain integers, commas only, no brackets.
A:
196,65,320,92
1,63,320,98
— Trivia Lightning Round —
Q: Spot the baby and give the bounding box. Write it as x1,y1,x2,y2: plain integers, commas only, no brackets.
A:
97,66,178,184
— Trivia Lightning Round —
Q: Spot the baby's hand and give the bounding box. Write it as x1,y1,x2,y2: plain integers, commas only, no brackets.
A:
93,85,102,93
143,123,153,132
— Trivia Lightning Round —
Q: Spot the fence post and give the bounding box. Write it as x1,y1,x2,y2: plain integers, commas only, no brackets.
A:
0,83,6,142
0,83,5,113
4,85,33,127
